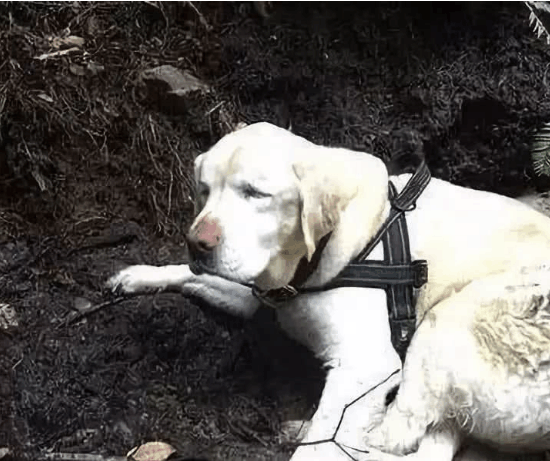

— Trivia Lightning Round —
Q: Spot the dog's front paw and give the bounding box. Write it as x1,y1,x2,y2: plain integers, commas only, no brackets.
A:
106,265,160,294
365,411,423,457
365,424,391,453
361,447,404,461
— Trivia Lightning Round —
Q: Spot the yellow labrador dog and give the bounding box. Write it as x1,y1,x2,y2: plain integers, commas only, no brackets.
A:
108,122,550,461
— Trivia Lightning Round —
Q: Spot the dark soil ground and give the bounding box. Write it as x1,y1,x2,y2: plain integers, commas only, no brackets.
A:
1,2,550,460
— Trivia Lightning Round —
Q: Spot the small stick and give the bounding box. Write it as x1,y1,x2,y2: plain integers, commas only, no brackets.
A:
60,296,131,327
186,1,212,30
39,453,126,461
61,288,181,327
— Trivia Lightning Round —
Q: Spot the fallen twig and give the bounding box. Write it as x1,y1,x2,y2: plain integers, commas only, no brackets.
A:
67,233,139,256
34,47,86,61
186,1,212,31
39,453,126,461
61,288,182,327
60,295,131,326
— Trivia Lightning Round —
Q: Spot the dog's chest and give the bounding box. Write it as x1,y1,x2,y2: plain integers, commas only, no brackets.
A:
275,285,393,365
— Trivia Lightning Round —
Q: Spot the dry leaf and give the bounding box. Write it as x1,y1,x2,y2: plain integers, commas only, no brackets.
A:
127,441,176,461
73,297,93,313
37,92,54,103
0,448,10,459
0,304,18,330
49,35,85,50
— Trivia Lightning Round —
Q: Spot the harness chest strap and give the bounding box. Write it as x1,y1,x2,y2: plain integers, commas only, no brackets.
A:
253,162,431,360
381,184,418,360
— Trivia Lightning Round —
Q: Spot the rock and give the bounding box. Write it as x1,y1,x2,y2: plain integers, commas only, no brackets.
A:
140,65,210,115
141,65,209,95
254,1,274,18
73,297,93,314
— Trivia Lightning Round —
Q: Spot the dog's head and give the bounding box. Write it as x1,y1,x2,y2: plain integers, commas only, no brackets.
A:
186,122,388,290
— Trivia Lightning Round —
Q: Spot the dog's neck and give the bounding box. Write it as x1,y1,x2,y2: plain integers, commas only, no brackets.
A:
302,181,392,289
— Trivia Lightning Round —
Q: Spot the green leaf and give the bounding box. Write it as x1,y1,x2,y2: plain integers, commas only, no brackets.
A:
531,123,550,176
526,2,550,44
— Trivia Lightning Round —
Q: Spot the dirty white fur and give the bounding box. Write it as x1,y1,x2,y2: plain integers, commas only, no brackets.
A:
108,122,550,461
365,266,550,460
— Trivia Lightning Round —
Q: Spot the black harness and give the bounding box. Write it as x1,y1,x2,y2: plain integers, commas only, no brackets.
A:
253,162,431,360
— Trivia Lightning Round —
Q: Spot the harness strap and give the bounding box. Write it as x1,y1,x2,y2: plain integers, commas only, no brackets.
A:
382,183,416,360
319,260,427,290
391,161,431,211
355,161,431,261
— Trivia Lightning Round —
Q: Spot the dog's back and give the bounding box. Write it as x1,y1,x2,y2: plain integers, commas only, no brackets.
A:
393,175,550,317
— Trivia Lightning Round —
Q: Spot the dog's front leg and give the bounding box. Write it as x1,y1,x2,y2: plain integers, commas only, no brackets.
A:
289,365,401,461
107,265,260,318
277,289,402,461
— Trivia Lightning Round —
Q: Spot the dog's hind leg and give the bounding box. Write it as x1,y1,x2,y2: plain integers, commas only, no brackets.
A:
365,428,461,461
412,428,461,461
364,382,442,457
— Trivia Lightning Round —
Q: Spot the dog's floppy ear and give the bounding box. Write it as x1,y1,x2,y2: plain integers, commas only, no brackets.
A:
293,162,349,261
293,148,389,263
193,154,206,214
194,154,204,181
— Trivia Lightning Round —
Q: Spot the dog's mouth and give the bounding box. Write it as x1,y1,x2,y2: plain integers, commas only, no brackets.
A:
189,259,260,289
189,259,235,280
189,260,213,276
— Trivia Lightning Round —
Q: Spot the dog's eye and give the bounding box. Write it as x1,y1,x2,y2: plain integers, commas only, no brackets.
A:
242,184,271,199
196,184,209,207
197,182,209,195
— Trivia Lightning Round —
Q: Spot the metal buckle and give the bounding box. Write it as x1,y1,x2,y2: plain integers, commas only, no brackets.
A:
412,260,428,288
252,285,299,309
274,285,299,299
390,317,416,361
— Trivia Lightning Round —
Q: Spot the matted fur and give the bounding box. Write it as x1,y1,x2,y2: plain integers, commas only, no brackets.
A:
366,267,550,459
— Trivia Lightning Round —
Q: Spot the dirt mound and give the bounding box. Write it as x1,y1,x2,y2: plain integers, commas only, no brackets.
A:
1,2,549,460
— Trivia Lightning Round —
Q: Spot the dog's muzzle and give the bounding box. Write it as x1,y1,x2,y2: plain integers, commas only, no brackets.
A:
185,231,219,277
189,260,205,275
